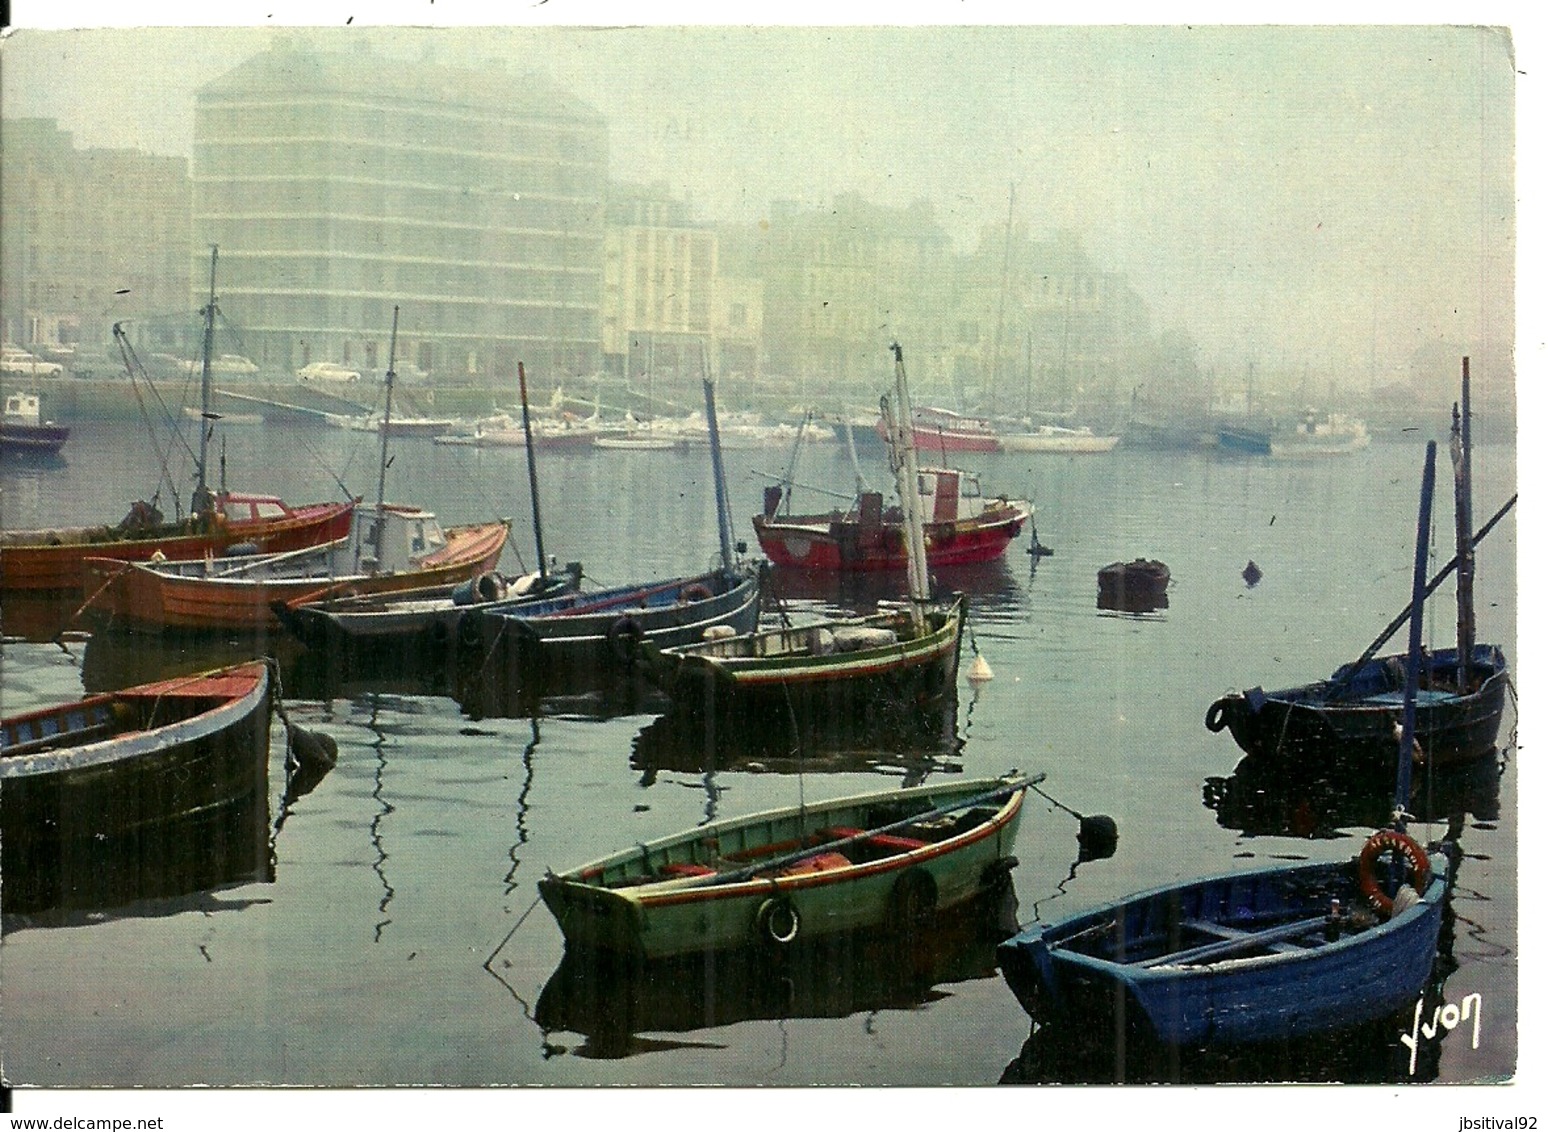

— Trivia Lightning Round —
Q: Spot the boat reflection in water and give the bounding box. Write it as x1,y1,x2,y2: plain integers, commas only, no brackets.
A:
80,626,305,697
1203,749,1503,839
531,877,1018,1060
630,691,962,785
763,555,1023,621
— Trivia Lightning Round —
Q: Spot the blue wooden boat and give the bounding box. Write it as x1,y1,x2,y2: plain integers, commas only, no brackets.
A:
1206,367,1512,771
996,847,1452,1047
1204,643,1508,770
456,377,764,716
1001,440,1457,1050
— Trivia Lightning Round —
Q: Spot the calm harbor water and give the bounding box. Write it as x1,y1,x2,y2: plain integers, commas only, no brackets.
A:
0,413,1519,1092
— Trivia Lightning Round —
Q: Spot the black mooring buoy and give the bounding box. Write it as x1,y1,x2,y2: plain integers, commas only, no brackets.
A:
288,725,339,773
1077,814,1120,862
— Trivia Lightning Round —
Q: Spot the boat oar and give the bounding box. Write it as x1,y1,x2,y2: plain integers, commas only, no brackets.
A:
668,773,1044,890
1028,779,1119,862
1331,491,1516,694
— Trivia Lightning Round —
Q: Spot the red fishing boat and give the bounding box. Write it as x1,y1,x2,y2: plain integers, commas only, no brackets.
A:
0,492,356,595
753,466,1032,572
876,405,1002,454
78,505,510,633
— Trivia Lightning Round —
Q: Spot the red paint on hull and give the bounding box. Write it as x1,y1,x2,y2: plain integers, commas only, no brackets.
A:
753,507,1028,572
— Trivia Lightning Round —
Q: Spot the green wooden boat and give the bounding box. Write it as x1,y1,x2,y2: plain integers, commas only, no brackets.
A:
537,773,1031,959
639,592,965,720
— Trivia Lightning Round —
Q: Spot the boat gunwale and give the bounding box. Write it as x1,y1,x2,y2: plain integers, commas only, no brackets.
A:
544,775,1026,907
0,662,270,780
1019,853,1448,984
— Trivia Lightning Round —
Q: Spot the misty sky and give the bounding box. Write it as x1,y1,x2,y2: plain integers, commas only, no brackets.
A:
0,18,1522,390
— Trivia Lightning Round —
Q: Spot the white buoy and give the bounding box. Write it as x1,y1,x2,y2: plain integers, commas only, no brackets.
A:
967,654,994,684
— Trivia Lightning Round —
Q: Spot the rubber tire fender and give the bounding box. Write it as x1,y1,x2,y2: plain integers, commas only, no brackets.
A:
755,895,800,946
1204,697,1236,733
607,614,646,664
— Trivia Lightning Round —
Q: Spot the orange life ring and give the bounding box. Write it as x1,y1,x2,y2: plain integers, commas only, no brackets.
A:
1357,828,1431,916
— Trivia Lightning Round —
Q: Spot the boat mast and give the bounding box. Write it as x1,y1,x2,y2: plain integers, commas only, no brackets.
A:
702,376,735,575
988,180,1015,410
516,361,548,581
887,343,931,626
1396,440,1438,830
1451,357,1476,692
371,306,399,566
194,244,218,516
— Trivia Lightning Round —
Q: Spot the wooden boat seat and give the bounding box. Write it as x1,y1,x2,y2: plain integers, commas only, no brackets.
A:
1136,915,1328,968
1178,918,1317,956
819,826,929,853
2,720,122,758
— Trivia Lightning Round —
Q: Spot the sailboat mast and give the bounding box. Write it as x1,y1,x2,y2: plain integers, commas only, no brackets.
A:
988,180,1015,408
372,305,399,559
702,377,735,575
1396,441,1439,828
517,361,548,580
195,245,218,512
888,343,931,622
1452,357,1476,691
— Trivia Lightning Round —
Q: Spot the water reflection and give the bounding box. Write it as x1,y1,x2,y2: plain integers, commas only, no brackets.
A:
630,694,962,786
762,556,1024,619
533,880,1018,1060
1,759,274,928
1203,749,1503,838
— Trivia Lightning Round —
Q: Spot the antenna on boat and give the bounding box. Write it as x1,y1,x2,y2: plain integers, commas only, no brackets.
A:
516,361,549,581
371,305,399,568
887,343,931,631
194,244,219,518
1395,440,1439,831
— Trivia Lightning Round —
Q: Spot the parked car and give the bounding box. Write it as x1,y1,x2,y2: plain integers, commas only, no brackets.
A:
297,362,362,383
1,348,65,378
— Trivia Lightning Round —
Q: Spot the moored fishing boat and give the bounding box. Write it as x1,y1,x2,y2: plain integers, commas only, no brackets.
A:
1000,440,1459,1050
753,466,1032,572
538,772,1032,959
879,404,1002,454
0,491,355,595
1,390,71,456
1205,362,1511,772
80,503,510,635
1,661,276,915
646,346,967,728
456,377,764,715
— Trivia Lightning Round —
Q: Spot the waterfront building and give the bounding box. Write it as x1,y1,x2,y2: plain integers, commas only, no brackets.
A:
192,40,608,384
0,118,192,357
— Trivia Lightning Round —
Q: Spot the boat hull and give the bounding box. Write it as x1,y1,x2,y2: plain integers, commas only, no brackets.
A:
645,596,965,727
1,421,70,456
753,508,1028,572
1206,644,1508,769
0,497,354,594
539,775,1026,960
1,663,273,915
997,852,1450,1048
79,520,510,633
457,565,763,716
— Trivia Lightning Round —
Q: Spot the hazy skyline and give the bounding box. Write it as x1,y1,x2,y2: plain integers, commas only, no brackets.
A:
0,21,1519,394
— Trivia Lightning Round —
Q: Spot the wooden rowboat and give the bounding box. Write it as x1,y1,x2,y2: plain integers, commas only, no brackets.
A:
1,661,275,915
995,845,1453,1047
538,773,1031,960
